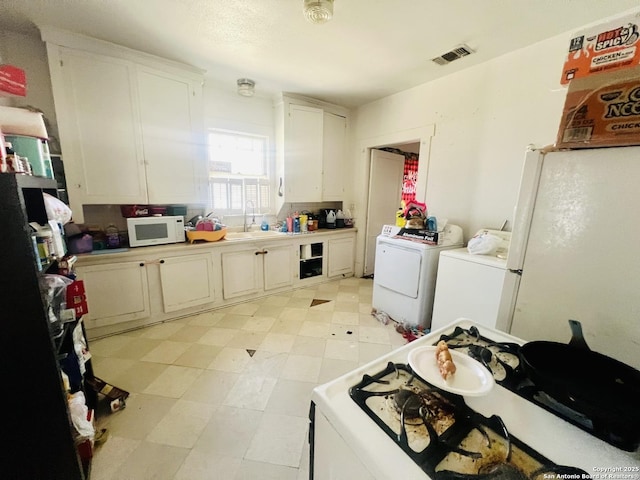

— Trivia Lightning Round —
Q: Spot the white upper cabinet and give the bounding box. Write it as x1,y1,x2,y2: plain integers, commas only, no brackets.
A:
322,111,347,201
42,28,207,222
55,48,147,205
275,94,349,210
136,66,204,204
287,104,324,202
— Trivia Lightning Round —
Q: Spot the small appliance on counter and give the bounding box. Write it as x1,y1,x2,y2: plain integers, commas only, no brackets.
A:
127,215,185,247
317,210,327,229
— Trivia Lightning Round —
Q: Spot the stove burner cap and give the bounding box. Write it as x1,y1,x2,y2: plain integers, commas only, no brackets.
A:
478,463,527,480
394,389,422,418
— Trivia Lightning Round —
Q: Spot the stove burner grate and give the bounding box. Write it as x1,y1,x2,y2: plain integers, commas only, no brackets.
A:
349,362,587,479
438,326,640,452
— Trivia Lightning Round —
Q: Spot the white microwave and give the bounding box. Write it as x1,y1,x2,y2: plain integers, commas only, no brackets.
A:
127,216,186,247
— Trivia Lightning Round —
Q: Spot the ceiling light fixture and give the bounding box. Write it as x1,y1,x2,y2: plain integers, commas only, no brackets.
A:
303,0,334,24
237,78,255,97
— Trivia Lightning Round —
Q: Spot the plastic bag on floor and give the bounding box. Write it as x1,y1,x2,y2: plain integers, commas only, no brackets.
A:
68,391,94,442
371,309,390,325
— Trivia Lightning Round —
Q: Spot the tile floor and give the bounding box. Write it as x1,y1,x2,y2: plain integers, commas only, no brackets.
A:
89,277,406,480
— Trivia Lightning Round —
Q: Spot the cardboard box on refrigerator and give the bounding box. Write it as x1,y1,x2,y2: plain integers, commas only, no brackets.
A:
560,11,640,85
556,65,640,149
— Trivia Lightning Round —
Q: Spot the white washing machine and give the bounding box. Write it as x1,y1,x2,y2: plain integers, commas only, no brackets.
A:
372,223,463,329
431,229,520,332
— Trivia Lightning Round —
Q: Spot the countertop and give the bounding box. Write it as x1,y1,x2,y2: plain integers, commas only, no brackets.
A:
74,227,357,263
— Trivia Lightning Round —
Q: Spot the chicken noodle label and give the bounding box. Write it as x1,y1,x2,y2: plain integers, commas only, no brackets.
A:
561,13,640,85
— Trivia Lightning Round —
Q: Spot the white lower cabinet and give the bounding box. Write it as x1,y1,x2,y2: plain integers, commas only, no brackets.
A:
77,232,353,337
159,253,215,312
221,248,262,300
77,260,151,329
263,244,296,291
222,243,295,300
77,251,216,334
328,235,355,278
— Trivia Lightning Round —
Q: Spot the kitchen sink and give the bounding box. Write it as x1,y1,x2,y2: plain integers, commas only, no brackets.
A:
225,230,285,240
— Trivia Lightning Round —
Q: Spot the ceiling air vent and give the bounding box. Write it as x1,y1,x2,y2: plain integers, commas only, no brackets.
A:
432,44,474,65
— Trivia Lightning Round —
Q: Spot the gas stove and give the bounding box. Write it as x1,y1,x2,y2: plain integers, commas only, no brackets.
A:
438,325,640,452
350,362,587,479
310,319,640,480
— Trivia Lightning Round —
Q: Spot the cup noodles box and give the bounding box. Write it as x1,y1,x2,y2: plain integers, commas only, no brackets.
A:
556,66,640,149
560,11,640,85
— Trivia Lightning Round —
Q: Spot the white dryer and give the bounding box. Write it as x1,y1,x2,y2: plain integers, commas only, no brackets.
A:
372,223,463,329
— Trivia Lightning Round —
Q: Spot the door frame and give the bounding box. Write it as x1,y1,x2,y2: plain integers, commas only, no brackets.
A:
363,149,405,276
354,125,435,278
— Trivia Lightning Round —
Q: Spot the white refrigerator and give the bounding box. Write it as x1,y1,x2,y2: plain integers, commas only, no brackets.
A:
506,146,640,371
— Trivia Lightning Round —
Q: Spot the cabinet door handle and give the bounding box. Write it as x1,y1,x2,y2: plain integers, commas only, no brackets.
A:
263,250,268,255
159,259,165,264
254,250,268,255
139,262,145,267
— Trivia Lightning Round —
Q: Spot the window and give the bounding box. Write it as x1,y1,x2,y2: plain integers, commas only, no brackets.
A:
208,129,270,215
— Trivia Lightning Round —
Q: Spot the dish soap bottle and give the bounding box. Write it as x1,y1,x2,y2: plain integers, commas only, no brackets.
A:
261,215,269,231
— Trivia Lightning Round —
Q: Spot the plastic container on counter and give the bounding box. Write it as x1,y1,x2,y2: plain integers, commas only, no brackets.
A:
105,224,121,248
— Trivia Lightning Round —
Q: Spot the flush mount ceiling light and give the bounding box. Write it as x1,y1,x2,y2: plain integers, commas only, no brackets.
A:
303,0,334,24
237,78,255,97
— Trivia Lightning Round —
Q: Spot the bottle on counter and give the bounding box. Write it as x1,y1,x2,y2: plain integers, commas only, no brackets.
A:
261,215,269,231
326,210,336,229
293,212,301,233
395,207,406,227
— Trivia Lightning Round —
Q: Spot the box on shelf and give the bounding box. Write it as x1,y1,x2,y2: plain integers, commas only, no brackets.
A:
120,204,150,217
556,65,640,149
66,280,88,318
560,11,640,85
0,105,48,138
0,65,26,97
166,205,187,216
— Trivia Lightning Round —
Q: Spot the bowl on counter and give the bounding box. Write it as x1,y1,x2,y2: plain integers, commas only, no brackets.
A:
186,228,227,243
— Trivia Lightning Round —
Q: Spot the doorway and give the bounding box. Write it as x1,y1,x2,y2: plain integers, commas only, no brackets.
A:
363,142,421,277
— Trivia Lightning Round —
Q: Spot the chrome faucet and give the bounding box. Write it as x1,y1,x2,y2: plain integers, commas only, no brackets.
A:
244,200,256,232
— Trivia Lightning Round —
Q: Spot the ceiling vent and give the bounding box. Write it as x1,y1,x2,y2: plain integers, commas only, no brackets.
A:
431,44,474,66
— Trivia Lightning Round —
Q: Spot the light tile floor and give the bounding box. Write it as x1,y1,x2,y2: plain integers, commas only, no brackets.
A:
89,277,406,480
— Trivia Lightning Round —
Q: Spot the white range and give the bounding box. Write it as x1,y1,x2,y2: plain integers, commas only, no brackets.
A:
309,319,640,479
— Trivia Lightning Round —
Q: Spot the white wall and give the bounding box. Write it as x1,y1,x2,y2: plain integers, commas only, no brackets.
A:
349,32,571,275
201,79,275,138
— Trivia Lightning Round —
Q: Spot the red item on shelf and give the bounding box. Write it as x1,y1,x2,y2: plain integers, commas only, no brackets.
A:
120,205,150,217
66,280,89,318
0,64,26,97
149,206,167,216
